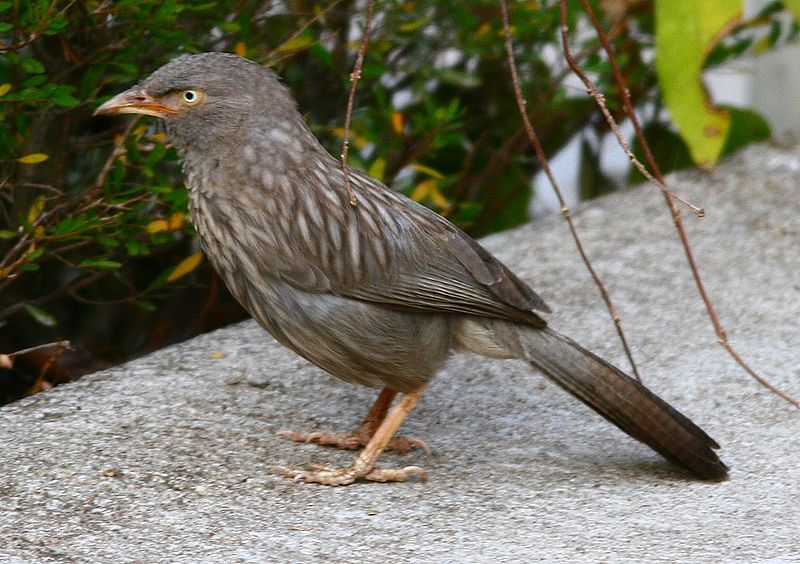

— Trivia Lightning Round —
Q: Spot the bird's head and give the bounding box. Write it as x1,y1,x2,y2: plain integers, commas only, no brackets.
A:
94,52,303,154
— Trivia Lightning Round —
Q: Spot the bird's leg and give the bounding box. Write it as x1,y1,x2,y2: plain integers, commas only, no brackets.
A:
281,386,429,485
278,387,430,453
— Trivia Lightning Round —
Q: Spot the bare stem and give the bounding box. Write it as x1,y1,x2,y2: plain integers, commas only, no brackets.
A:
499,0,642,381
340,0,375,207
92,116,140,190
568,0,798,408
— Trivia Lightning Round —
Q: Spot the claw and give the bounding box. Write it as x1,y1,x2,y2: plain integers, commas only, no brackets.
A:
277,464,428,486
277,428,429,453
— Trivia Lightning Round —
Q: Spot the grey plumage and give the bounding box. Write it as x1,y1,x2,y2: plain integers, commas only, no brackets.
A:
95,52,728,482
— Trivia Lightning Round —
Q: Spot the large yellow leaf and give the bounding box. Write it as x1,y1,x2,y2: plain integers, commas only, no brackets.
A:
168,212,185,230
655,0,742,166
410,178,450,211
146,219,169,234
27,196,46,225
18,153,49,165
167,252,204,282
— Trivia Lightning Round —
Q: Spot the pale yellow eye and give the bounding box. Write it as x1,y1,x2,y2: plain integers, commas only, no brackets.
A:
182,90,201,104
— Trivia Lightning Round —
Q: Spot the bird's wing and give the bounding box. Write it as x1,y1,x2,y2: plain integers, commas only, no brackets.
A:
256,166,550,327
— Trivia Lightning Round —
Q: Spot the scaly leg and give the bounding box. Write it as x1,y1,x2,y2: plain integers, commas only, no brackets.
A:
281,386,428,485
278,387,430,453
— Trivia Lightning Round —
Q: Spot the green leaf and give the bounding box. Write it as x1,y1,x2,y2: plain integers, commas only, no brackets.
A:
45,16,69,34
51,89,80,107
79,258,122,270
20,57,45,74
0,22,12,32
24,305,57,327
126,240,149,256
135,299,157,312
655,0,742,166
437,69,481,88
721,106,772,155
22,75,47,87
0,2,13,12
310,44,333,67
98,235,120,247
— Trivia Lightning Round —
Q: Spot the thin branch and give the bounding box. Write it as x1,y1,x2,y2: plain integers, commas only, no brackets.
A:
3,340,72,360
499,0,642,381
340,0,375,207
0,272,104,320
92,116,140,190
265,0,345,64
567,0,799,408
0,0,73,51
0,119,141,292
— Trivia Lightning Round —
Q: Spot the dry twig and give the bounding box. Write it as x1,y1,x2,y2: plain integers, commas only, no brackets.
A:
340,0,375,206
499,0,642,381
562,0,798,408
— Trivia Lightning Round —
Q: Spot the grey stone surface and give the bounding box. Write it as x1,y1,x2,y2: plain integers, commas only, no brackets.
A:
2,144,799,562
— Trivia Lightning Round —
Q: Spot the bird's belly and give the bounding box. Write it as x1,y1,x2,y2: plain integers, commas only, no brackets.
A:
234,276,456,391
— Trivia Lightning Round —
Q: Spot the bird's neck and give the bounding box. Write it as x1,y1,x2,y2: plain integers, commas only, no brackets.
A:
180,117,343,260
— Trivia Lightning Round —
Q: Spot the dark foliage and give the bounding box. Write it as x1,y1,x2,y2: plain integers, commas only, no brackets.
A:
0,0,787,403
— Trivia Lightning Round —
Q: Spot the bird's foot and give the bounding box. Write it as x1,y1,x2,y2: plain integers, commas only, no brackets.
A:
277,428,430,454
279,463,428,486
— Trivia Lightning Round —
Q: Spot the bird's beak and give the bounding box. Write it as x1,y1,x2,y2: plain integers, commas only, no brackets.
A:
94,87,178,118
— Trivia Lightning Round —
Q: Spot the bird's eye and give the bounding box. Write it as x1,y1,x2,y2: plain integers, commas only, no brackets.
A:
182,90,199,104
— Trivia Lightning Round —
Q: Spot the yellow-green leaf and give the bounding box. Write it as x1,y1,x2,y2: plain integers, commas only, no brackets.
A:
655,0,741,166
399,16,430,33
410,178,437,202
279,35,314,53
410,163,444,179
411,177,451,211
368,158,386,182
0,84,11,97
18,153,49,165
784,0,800,20
167,252,204,282
24,304,57,327
27,195,46,225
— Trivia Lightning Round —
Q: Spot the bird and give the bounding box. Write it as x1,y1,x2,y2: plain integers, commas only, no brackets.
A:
95,52,728,485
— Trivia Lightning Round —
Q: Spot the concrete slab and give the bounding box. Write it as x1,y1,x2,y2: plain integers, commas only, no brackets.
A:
1,143,799,562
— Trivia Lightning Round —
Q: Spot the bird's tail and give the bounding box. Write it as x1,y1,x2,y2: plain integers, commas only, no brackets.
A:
511,325,728,480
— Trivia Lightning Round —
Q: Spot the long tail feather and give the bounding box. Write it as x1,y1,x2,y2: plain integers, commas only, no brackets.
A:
516,326,728,480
